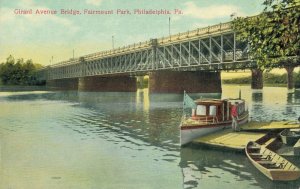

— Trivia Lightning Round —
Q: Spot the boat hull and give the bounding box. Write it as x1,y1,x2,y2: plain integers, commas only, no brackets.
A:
249,159,300,181
180,114,248,146
246,141,300,181
280,129,300,146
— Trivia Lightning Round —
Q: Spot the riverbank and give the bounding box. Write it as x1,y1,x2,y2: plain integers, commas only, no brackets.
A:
223,72,300,88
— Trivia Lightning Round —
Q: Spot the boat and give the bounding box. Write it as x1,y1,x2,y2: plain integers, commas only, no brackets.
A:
180,92,249,146
280,128,300,146
245,141,300,181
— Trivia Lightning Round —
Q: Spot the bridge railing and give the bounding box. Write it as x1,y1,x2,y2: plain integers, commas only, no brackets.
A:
157,22,232,44
50,59,80,68
43,22,233,69
83,40,152,61
48,40,153,68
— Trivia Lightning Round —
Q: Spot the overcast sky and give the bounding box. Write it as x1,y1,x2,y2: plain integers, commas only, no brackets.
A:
0,0,265,65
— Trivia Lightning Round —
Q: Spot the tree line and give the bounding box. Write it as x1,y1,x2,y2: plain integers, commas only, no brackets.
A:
0,55,43,85
223,71,300,87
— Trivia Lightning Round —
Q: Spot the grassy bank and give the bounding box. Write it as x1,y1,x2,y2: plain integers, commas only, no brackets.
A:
223,71,300,88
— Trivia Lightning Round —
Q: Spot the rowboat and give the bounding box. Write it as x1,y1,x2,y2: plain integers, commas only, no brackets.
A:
280,129,300,146
245,141,300,181
180,93,249,146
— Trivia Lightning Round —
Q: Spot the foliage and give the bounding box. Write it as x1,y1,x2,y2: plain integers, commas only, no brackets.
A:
0,55,43,85
233,0,300,69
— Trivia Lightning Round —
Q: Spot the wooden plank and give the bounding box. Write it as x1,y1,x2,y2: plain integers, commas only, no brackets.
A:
248,146,261,150
294,139,300,156
248,153,262,156
294,139,300,148
241,121,300,131
192,129,266,150
256,161,275,165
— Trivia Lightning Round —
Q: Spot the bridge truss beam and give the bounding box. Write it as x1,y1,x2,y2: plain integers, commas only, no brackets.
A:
38,31,255,81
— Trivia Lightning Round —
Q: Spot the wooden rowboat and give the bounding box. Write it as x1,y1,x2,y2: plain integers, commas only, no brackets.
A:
245,141,300,181
280,129,300,146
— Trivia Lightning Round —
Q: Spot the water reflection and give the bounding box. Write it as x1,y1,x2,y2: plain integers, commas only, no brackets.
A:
252,91,263,103
179,146,300,189
179,147,254,188
1,86,300,189
136,88,150,112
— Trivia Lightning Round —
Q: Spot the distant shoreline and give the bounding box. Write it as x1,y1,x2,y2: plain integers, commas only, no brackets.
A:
222,72,300,88
0,85,47,92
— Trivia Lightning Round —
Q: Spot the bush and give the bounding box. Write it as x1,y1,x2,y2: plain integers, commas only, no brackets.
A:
0,55,42,86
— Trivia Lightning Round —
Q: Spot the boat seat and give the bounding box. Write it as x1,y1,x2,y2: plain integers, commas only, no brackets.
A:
249,153,263,156
267,165,281,169
253,156,268,160
249,153,271,159
250,154,272,160
248,146,261,150
256,160,276,165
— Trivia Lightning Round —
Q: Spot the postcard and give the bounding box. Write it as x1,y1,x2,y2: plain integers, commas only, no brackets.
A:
0,0,299,188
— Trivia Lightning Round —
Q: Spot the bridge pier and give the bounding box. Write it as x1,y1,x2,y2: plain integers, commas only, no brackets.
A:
46,78,78,90
148,71,221,93
251,69,263,89
285,66,295,90
78,75,137,92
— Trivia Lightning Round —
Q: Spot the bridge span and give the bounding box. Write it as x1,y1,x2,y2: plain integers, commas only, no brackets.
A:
37,21,297,93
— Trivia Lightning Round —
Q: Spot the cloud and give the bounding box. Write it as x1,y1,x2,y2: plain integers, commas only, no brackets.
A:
0,1,79,41
183,2,245,19
0,0,80,65
86,0,102,6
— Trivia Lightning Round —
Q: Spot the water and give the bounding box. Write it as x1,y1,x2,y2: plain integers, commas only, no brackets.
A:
0,85,299,189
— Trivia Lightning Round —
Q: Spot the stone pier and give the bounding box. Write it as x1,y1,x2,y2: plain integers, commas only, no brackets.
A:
148,71,221,93
285,66,295,90
251,69,263,89
46,78,78,90
78,75,137,92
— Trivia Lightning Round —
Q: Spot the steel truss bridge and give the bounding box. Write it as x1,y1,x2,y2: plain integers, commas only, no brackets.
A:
38,21,256,81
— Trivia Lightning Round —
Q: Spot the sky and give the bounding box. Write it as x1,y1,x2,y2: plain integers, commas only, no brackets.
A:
0,0,265,66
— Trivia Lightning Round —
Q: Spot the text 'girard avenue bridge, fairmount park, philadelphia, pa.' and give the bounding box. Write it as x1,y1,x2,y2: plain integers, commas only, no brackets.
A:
14,8,181,16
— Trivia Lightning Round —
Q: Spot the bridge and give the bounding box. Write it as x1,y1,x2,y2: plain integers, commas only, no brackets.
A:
37,21,298,93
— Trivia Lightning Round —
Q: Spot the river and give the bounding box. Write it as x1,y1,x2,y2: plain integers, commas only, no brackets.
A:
0,85,299,189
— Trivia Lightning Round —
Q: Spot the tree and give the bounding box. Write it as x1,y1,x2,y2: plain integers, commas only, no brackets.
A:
0,55,42,85
233,0,300,69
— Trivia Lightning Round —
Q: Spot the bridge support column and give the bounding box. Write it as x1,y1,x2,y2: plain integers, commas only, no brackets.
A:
78,75,137,92
46,78,78,90
285,66,295,90
251,69,263,89
148,71,221,93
